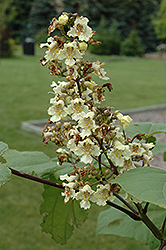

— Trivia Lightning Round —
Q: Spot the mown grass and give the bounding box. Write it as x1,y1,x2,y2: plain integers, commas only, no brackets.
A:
0,46,165,249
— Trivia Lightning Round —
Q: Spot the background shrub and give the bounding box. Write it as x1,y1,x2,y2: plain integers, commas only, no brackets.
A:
89,17,121,55
120,29,145,56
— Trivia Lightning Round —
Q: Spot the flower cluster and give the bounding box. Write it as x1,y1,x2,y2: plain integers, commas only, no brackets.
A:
40,12,154,209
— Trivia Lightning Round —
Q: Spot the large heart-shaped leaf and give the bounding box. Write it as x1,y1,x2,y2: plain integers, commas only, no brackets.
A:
0,141,9,156
112,167,166,209
125,122,166,137
96,204,165,250
40,177,88,244
3,150,57,179
0,164,11,187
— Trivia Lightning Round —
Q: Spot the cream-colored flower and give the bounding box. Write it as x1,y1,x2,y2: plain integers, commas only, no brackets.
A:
75,184,95,209
67,16,93,42
117,112,132,129
60,173,78,182
92,184,115,206
78,111,98,138
61,182,76,203
91,61,110,80
84,80,97,90
66,65,79,80
107,141,131,167
65,98,89,120
57,40,82,66
40,37,59,64
58,13,69,25
48,99,67,122
129,142,146,156
74,138,101,164
79,42,88,53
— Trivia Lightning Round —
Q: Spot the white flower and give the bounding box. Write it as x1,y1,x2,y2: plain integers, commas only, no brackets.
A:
60,173,78,182
75,184,95,209
78,111,98,138
79,42,88,53
74,138,101,164
129,142,146,156
66,65,79,80
67,16,93,42
40,37,59,64
57,40,82,66
116,112,132,129
61,182,76,203
92,184,115,206
65,98,89,120
84,80,97,90
48,99,67,122
58,14,68,25
107,141,131,167
120,159,136,173
91,61,110,80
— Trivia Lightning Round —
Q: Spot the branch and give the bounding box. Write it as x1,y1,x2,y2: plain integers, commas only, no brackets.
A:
135,203,164,241
9,167,64,189
113,192,139,215
106,200,141,221
158,240,166,250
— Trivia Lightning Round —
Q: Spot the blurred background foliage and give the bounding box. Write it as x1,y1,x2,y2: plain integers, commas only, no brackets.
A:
0,0,166,57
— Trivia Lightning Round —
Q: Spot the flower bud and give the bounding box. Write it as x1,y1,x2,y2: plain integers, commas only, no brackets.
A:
56,122,62,129
104,109,110,116
104,169,110,175
79,42,88,52
58,14,69,25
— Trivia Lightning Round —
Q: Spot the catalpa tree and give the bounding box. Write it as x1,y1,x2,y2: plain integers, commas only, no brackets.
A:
1,12,166,250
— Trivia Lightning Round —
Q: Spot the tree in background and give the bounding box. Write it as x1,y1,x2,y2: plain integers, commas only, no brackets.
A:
153,0,166,40
9,0,33,42
89,17,121,55
83,0,161,52
27,0,58,39
121,29,145,56
0,0,16,57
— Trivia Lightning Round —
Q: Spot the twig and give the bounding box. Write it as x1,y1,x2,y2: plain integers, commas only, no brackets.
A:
9,167,64,189
158,240,166,250
106,200,141,221
113,192,139,215
161,217,166,233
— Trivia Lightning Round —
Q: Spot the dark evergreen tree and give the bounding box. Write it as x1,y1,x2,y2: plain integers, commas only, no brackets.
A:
27,0,57,39
82,0,161,52
10,0,33,41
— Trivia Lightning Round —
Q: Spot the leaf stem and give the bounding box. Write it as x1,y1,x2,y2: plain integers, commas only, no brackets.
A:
136,203,165,241
106,200,141,221
9,167,64,189
161,217,166,233
158,240,166,250
113,192,139,215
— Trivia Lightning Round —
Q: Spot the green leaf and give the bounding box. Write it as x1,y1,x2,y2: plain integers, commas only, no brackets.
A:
54,162,76,179
96,204,165,249
152,141,166,155
3,149,57,179
125,122,166,137
164,152,166,161
112,167,166,209
0,141,9,156
40,177,88,245
0,164,11,187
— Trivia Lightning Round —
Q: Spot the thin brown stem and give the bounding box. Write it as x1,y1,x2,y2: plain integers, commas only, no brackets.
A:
106,200,141,221
158,240,166,250
9,167,64,189
113,192,139,215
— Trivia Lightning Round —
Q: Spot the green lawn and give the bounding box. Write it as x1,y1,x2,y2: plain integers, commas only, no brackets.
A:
0,46,165,249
